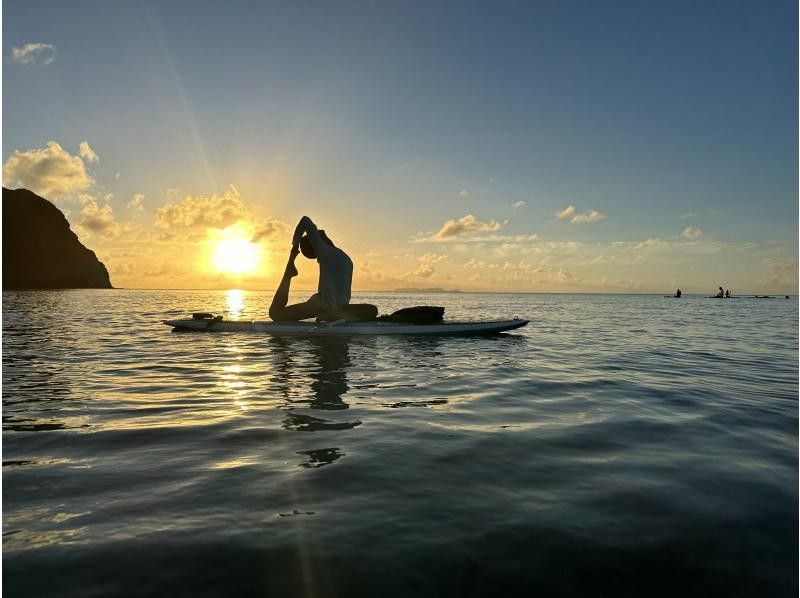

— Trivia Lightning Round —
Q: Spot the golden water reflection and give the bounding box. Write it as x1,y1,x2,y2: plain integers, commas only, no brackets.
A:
225,289,245,320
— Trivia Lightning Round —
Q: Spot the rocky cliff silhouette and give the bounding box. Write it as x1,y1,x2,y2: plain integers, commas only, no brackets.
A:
3,188,113,289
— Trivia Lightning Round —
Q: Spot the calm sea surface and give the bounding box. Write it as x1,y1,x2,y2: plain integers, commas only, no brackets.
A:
3,290,798,597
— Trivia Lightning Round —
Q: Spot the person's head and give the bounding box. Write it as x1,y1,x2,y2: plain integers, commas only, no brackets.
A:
299,230,334,259
299,235,316,259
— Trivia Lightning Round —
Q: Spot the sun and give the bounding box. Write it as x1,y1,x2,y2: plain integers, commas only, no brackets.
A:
211,228,262,275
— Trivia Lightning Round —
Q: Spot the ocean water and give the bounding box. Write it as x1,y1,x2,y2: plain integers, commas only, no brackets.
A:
3,289,797,597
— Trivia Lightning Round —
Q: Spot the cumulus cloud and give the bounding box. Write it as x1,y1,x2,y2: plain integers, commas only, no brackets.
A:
434,214,502,239
458,189,469,197
79,141,99,163
155,185,246,229
555,205,606,223
3,141,94,199
681,226,704,239
127,194,145,211
12,43,56,65
512,201,527,210
79,201,122,238
554,205,576,221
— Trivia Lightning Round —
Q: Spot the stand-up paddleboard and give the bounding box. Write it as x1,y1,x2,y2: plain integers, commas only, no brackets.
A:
163,317,529,336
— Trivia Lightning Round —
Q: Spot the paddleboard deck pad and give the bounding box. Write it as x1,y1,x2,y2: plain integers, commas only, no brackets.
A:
164,317,528,336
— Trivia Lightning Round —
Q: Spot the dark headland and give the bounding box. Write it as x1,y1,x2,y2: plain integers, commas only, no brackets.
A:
2,187,113,289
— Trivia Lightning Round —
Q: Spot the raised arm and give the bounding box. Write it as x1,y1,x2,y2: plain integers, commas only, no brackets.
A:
292,216,331,259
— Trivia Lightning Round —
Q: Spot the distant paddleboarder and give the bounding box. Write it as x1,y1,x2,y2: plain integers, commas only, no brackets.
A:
269,216,377,322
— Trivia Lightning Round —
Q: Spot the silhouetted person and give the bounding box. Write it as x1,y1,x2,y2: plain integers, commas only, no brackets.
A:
675,288,682,297
269,216,377,322
715,286,724,298
725,289,730,298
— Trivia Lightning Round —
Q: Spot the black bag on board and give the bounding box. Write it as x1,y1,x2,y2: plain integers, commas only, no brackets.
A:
377,306,445,324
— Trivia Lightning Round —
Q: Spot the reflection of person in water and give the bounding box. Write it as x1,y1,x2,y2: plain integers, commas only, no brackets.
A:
266,336,361,434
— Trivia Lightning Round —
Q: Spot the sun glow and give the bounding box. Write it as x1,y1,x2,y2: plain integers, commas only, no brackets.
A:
211,227,262,275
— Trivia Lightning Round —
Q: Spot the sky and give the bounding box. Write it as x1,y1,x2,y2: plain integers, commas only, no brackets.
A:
3,0,798,293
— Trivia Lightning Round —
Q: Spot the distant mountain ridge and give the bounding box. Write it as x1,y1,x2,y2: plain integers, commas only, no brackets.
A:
2,187,113,289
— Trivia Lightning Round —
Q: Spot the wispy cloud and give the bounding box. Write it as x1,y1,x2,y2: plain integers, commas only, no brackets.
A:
458,189,469,197
512,200,527,210
681,212,697,220
2,141,94,199
555,205,607,223
12,43,56,65
433,214,502,239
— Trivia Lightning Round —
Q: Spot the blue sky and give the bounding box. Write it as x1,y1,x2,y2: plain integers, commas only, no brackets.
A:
3,0,797,292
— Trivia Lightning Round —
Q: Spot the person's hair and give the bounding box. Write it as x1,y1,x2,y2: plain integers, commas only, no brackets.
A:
299,235,316,259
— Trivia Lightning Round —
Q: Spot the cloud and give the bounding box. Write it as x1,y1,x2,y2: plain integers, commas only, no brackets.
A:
405,264,435,278
458,189,469,197
79,201,122,238
555,205,576,221
434,214,502,239
571,210,606,223
401,252,448,279
682,212,697,220
2,141,94,199
79,141,99,163
512,201,527,210
419,252,447,264
555,205,606,223
127,194,145,211
635,238,668,249
155,185,246,229
681,226,704,239
760,258,798,289
12,43,56,65
250,218,290,242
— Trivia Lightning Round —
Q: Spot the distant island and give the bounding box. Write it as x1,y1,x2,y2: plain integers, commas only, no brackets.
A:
393,287,463,293
2,188,113,289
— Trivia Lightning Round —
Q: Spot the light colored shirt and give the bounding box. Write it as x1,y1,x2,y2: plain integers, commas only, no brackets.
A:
294,217,353,309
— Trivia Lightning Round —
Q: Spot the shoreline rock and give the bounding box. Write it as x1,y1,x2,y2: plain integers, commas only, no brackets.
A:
2,187,113,289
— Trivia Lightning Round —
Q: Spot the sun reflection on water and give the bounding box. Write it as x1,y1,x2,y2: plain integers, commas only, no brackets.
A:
225,289,245,320
220,363,250,411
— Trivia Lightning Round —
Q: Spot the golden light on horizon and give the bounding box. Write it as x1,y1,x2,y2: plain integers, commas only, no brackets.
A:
210,226,262,276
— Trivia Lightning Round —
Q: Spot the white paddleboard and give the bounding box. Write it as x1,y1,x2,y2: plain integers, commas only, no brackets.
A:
163,318,529,336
